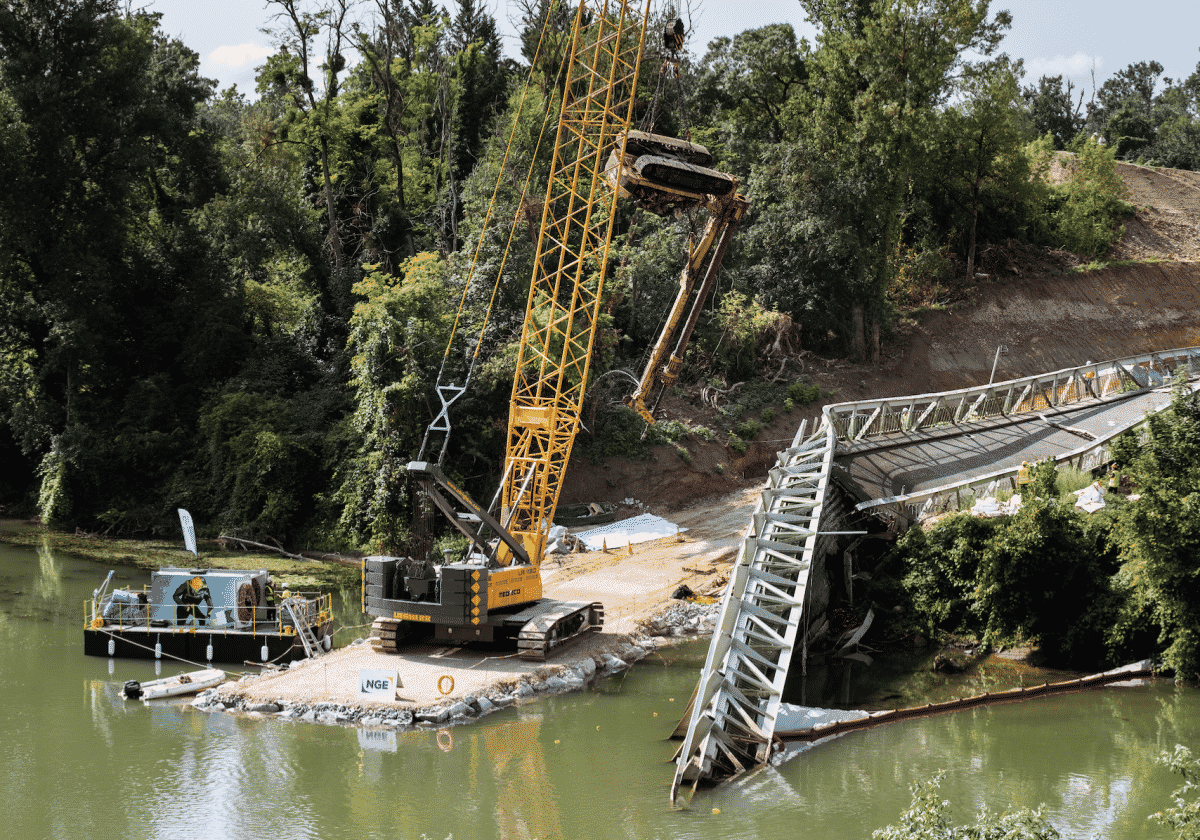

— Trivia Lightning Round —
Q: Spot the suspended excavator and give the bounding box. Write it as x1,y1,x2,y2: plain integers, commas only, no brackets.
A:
362,2,749,661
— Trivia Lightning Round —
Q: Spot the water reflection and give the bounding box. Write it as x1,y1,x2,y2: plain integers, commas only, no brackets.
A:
4,538,1200,840
702,683,1200,839
35,539,63,601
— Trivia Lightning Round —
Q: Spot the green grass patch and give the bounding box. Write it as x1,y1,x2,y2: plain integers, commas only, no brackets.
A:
0,527,360,589
1070,256,1167,274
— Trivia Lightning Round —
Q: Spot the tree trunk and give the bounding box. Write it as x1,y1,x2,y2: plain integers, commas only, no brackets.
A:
851,302,867,361
320,137,343,276
966,198,978,282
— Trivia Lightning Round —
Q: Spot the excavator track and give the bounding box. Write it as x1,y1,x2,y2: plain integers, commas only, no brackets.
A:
369,617,403,654
633,155,736,197
516,601,604,661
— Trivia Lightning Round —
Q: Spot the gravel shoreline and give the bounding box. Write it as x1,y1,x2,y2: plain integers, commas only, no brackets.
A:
195,600,720,730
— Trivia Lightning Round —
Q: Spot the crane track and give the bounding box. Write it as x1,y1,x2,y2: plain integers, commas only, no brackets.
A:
367,601,604,659
516,601,604,661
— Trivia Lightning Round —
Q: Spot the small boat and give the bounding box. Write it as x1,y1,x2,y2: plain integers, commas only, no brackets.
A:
123,668,226,700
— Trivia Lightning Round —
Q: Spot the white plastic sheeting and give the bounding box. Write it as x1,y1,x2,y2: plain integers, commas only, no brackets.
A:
969,494,1023,517
574,513,686,550
1074,482,1108,513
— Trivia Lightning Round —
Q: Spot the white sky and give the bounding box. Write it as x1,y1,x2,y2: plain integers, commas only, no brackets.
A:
143,0,1200,99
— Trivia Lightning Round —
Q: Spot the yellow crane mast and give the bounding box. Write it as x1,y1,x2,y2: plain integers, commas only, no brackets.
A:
499,0,650,567
364,2,749,660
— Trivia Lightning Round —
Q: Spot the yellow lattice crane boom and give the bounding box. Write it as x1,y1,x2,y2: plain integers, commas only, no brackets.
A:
500,1,650,565
364,2,750,660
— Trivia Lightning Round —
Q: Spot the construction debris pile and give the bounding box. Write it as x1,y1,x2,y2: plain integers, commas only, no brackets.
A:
641,600,719,638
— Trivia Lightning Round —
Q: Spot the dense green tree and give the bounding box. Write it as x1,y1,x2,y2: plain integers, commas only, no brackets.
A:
1093,59,1164,124
334,253,454,551
0,0,250,529
260,0,360,314
739,138,877,349
1111,378,1200,678
1021,73,1085,149
934,57,1036,281
1048,135,1133,257
692,23,807,167
781,0,1012,360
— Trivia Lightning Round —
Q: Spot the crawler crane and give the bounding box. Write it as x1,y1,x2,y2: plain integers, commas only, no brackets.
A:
362,2,749,660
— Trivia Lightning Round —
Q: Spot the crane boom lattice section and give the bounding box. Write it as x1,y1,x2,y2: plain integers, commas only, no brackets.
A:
503,0,650,561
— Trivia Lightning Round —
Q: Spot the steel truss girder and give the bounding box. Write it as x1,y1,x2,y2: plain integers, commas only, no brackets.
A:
825,345,1200,449
671,421,834,802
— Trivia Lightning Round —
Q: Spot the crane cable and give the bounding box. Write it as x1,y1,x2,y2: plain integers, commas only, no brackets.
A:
434,8,562,381
418,6,564,462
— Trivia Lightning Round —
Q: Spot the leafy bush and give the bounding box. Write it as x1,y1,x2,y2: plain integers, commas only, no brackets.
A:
727,433,747,455
896,498,1119,666
580,405,655,463
736,419,762,440
1152,745,1200,840
1049,137,1135,257
788,380,821,406
874,772,1060,840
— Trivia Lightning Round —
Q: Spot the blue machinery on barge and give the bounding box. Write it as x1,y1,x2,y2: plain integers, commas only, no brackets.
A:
84,567,333,664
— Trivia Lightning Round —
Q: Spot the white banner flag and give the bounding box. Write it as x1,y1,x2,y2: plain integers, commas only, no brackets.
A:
177,508,198,557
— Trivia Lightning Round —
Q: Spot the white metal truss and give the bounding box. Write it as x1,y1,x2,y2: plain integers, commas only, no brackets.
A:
824,346,1200,445
669,345,1200,800
670,420,835,802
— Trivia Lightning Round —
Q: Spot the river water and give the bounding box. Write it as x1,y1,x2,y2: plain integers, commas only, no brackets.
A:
3,537,1197,840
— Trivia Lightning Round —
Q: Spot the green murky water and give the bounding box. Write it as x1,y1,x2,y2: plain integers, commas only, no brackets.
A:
2,538,1197,839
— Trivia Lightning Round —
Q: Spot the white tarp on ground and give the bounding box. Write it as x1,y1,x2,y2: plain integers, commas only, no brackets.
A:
1074,481,1108,513
969,494,1023,517
575,513,687,551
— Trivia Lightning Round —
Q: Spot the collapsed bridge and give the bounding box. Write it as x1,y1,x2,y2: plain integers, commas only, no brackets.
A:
669,344,1200,801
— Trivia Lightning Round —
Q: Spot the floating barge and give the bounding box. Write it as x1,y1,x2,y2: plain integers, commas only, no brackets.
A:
84,567,333,664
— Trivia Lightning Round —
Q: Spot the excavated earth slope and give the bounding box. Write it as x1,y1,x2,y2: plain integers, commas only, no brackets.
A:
878,161,1200,395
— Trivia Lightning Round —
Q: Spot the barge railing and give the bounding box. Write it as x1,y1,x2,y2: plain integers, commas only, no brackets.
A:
86,591,332,639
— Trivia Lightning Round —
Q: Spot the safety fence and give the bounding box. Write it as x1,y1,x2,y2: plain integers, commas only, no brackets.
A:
671,419,835,802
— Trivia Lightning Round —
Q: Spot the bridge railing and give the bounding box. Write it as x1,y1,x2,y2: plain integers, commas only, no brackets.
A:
818,346,1200,446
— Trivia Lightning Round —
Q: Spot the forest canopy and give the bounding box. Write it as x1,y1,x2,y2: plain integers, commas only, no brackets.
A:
0,0,1180,552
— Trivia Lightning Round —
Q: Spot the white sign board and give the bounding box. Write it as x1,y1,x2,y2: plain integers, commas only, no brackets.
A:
358,669,400,698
